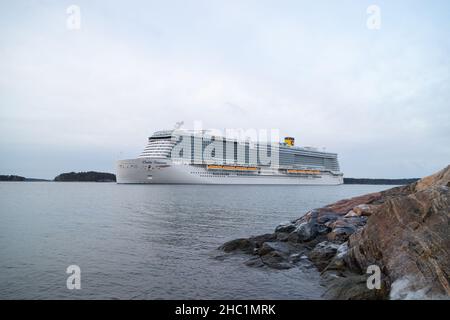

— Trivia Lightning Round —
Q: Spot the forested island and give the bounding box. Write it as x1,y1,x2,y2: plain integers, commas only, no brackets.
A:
54,171,116,182
344,178,419,185
0,175,48,182
0,175,26,181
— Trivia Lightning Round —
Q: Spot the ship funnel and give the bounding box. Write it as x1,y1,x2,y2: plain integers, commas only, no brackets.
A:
284,137,295,147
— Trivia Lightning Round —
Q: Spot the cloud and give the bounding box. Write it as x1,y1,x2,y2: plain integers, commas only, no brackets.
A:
0,0,449,178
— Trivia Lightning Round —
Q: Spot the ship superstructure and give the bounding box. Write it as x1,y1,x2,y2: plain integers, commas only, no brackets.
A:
116,129,343,185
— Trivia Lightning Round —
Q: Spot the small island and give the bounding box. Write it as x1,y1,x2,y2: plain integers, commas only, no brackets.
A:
0,175,49,182
0,175,26,181
54,171,116,182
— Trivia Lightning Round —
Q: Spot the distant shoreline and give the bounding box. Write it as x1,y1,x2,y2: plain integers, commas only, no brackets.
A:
0,175,50,182
2,173,419,185
0,172,115,182
343,177,419,185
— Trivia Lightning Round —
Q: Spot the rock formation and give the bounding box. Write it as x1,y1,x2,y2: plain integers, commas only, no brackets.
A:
218,165,450,299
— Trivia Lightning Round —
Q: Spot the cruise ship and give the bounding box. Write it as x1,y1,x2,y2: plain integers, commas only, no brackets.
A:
116,129,344,185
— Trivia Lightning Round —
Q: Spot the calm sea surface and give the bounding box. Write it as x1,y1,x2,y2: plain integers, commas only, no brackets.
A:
0,182,394,299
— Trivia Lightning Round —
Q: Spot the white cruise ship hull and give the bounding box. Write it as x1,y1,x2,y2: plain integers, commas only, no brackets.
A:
116,158,343,185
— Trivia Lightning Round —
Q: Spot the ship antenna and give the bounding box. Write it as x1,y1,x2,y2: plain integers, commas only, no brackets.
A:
174,121,184,130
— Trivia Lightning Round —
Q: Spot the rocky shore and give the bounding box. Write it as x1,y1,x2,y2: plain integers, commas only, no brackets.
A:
218,165,450,299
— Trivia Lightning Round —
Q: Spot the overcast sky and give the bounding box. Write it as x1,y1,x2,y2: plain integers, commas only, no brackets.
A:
1,0,449,179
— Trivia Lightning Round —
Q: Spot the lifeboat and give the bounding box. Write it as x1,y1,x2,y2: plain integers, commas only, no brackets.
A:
287,169,321,174
207,165,258,171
